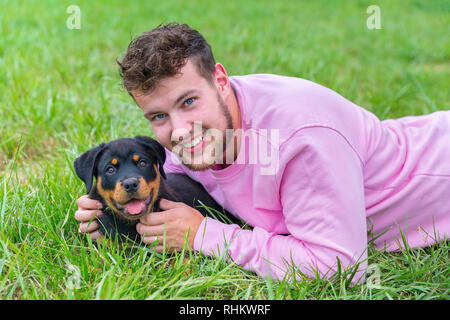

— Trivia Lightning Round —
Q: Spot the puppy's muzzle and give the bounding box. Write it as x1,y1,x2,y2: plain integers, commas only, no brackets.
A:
121,178,140,194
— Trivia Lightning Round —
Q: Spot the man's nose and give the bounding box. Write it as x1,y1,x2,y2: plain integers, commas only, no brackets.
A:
170,114,193,142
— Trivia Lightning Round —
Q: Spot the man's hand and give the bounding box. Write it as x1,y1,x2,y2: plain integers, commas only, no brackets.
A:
136,198,205,252
74,195,104,241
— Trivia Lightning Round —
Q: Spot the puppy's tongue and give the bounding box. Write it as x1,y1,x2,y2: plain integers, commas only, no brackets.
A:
124,199,146,215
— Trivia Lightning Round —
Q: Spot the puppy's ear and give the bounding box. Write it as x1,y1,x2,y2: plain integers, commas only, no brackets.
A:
73,143,106,194
134,136,167,179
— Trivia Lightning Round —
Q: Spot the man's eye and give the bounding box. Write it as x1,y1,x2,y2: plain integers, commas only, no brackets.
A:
137,159,147,168
106,166,116,175
153,114,166,121
184,97,195,106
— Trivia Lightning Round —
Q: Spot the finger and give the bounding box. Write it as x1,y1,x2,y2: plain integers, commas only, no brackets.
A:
89,230,104,241
142,235,160,245
153,245,166,253
158,198,181,210
74,209,103,222
76,195,103,210
140,211,168,225
78,220,100,233
136,222,165,237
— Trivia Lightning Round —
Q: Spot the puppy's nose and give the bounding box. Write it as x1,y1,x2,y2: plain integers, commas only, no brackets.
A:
122,178,140,194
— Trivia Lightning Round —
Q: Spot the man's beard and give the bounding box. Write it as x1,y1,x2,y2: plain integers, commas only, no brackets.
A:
172,92,234,171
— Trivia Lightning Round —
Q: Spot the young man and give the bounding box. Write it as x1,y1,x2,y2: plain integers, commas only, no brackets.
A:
75,23,449,283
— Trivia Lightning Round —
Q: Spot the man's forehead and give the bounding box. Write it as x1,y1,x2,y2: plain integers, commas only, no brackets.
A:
132,60,206,108
133,85,198,112
133,80,182,102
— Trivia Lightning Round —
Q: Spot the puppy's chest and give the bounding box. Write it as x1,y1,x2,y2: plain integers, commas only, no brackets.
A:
97,206,141,242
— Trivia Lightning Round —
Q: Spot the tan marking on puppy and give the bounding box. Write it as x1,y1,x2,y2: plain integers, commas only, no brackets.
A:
96,177,122,216
144,164,161,214
132,154,140,162
111,158,118,165
113,180,133,204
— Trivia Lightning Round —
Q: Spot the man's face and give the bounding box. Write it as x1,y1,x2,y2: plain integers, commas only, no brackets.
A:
132,60,236,171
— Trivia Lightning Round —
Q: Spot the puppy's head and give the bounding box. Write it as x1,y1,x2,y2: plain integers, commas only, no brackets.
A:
74,136,167,220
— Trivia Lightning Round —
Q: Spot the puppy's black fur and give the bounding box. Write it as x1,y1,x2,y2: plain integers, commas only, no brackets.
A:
74,136,236,243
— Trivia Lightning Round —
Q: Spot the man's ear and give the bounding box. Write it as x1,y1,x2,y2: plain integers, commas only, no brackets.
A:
73,143,106,194
214,63,231,97
134,136,167,179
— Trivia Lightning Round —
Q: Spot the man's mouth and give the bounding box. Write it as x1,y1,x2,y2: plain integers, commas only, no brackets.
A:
179,131,206,153
113,189,153,219
182,135,203,148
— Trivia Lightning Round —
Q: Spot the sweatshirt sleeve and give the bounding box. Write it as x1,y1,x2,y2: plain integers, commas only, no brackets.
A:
193,127,368,283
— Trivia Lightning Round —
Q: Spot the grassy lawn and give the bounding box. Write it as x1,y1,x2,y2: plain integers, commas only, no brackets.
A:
0,0,449,299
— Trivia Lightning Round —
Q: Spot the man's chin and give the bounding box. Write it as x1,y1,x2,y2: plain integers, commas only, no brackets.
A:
180,158,217,171
184,164,214,171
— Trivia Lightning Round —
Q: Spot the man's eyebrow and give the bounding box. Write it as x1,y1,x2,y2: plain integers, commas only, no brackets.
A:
144,89,198,118
173,89,198,106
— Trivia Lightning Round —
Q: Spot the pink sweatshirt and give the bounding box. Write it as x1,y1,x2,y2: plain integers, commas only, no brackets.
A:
163,74,450,282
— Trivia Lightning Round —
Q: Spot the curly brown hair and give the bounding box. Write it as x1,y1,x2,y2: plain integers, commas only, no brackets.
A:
117,22,216,95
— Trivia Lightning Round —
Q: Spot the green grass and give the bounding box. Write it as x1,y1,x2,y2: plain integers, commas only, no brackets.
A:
0,0,449,299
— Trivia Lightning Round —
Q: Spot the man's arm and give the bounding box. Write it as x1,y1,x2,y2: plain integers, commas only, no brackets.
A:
193,127,368,284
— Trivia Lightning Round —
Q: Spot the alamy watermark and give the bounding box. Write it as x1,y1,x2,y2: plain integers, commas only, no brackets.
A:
169,121,280,176
66,5,81,29
366,5,381,30
65,262,81,290
365,263,381,289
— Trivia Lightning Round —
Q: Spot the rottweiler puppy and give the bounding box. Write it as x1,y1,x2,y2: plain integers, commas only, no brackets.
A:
74,136,236,243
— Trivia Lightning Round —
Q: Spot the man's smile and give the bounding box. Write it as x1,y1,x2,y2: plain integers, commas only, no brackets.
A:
181,134,205,153
175,129,210,154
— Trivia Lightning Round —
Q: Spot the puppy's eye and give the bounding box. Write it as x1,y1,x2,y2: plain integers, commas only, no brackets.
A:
106,166,116,175
137,159,148,168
